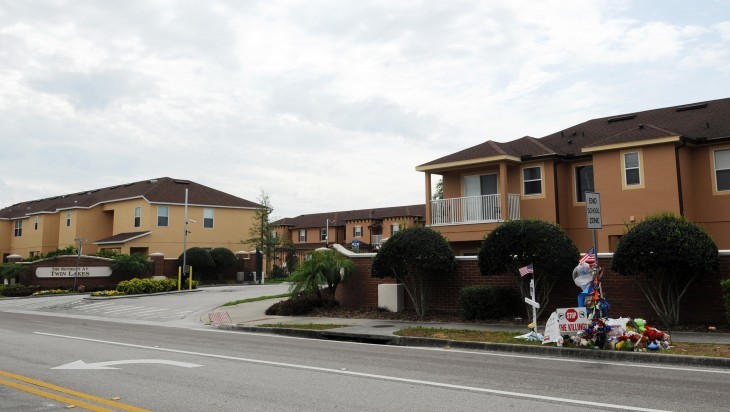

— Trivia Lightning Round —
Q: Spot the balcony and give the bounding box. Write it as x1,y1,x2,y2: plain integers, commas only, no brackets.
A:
371,234,383,245
430,194,520,226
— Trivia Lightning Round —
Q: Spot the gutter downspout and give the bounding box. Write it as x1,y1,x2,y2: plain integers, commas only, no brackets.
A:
675,141,685,216
553,159,561,225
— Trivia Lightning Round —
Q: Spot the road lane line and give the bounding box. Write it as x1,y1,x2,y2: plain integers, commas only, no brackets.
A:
0,370,149,412
34,332,669,412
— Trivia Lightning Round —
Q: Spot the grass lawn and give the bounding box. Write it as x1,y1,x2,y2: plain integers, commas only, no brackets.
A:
394,326,730,358
222,293,290,306
256,323,352,330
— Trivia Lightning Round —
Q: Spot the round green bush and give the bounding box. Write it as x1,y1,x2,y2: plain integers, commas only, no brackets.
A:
458,284,521,320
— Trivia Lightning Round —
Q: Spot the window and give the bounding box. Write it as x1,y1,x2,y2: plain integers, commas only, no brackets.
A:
522,166,543,195
623,151,641,186
575,165,594,203
66,211,71,227
463,174,498,197
391,223,400,235
34,216,38,230
714,148,730,191
320,228,328,241
204,208,214,228
157,206,169,227
13,220,22,237
271,231,278,239
353,226,363,237
299,229,307,242
134,207,141,228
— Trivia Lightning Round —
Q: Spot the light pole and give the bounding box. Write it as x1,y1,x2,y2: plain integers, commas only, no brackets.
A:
182,188,193,285
72,238,87,292
325,219,335,246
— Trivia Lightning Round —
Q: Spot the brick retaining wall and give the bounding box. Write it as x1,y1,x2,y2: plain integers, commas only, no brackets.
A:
335,253,730,324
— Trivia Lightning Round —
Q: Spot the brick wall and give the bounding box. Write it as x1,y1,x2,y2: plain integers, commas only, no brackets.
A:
336,253,730,324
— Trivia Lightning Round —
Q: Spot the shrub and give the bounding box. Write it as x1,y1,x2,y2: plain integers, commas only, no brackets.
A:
177,248,216,281
116,278,178,294
458,285,521,320
91,290,126,297
371,227,457,317
270,264,288,279
210,248,237,282
112,254,153,277
265,293,325,316
612,213,719,327
721,279,730,323
478,219,578,319
0,284,42,297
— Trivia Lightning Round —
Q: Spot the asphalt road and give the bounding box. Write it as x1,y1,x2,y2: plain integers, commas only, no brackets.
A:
0,289,728,411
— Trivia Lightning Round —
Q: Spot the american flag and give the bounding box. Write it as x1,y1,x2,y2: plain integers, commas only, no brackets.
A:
518,264,533,277
579,247,595,264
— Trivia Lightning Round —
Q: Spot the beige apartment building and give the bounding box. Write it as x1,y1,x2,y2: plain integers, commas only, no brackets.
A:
418,98,730,255
0,177,261,260
272,204,425,252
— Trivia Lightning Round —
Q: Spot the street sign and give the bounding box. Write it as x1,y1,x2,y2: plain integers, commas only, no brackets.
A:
585,192,602,229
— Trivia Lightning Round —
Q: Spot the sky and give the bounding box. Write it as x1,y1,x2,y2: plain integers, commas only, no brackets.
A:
1,0,729,219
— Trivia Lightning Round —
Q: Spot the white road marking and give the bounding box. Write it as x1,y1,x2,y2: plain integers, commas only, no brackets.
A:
52,359,202,370
36,332,668,412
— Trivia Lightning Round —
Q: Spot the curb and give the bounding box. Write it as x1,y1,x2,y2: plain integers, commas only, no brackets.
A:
219,325,730,369
85,289,203,300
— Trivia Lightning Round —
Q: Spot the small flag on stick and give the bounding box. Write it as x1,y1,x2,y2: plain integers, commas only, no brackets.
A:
518,263,533,277
579,247,595,264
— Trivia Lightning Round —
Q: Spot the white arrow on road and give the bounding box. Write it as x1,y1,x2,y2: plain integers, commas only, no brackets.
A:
52,359,203,370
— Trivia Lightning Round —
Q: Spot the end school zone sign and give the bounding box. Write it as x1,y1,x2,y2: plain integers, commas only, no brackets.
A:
36,266,112,278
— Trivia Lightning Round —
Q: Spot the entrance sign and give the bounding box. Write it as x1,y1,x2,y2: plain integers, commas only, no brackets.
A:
36,266,112,278
585,192,602,229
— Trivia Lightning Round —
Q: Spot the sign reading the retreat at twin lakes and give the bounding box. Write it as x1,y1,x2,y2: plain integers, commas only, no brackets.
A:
36,266,112,278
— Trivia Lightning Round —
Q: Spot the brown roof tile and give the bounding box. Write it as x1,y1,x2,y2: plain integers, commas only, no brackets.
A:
0,177,260,220
420,97,730,168
272,204,425,229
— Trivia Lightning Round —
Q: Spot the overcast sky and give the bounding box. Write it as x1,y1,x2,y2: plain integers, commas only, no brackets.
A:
1,1,729,219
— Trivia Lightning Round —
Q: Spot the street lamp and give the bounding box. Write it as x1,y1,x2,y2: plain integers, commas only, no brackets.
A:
72,238,87,292
181,189,195,286
325,219,335,246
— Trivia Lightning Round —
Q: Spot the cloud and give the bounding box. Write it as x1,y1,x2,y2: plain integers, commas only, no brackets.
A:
1,1,729,218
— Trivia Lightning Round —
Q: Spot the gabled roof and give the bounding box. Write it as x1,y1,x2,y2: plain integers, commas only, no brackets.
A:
272,204,425,229
419,97,730,170
94,231,152,245
0,177,261,220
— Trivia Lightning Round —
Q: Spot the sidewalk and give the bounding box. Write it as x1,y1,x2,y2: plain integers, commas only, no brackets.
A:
207,298,730,368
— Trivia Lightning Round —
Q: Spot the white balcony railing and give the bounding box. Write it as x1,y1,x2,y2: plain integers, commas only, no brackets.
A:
430,194,521,226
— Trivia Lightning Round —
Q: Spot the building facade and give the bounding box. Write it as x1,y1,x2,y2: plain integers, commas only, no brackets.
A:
417,98,730,255
272,204,425,253
0,177,261,260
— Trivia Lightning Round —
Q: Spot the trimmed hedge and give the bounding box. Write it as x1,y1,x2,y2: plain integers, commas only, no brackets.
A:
0,284,42,297
116,278,178,295
458,284,521,320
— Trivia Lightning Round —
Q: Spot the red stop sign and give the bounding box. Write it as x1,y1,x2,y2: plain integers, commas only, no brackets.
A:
565,308,578,322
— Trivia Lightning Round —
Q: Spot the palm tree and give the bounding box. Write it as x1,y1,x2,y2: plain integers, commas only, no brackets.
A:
289,249,354,307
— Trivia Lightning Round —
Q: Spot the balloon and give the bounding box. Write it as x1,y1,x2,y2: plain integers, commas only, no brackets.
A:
572,262,593,289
